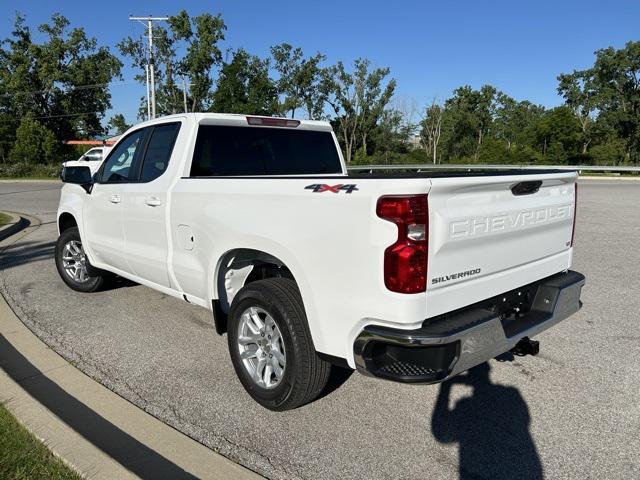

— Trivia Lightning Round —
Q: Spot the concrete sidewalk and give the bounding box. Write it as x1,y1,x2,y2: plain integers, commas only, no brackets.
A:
0,224,261,480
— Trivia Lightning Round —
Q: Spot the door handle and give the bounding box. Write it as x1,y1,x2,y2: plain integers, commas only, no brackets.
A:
145,196,162,207
109,194,121,204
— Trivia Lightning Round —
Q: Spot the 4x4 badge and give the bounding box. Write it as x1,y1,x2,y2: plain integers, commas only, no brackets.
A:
305,184,359,194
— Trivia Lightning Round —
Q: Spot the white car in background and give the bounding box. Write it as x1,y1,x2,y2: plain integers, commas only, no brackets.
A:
62,146,111,176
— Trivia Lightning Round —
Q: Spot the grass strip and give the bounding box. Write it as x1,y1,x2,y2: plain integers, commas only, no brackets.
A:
0,403,82,480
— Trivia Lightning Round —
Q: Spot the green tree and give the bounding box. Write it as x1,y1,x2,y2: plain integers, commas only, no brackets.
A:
367,108,414,163
530,106,582,164
557,70,597,154
107,114,130,135
170,11,226,112
438,85,499,162
9,115,58,164
321,59,395,163
210,49,279,115
494,94,545,150
588,41,640,163
419,101,445,163
358,70,397,155
476,137,510,164
0,13,121,144
118,11,226,116
271,44,326,119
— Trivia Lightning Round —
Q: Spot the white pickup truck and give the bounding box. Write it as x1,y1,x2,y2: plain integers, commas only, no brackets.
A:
62,146,110,176
56,113,585,410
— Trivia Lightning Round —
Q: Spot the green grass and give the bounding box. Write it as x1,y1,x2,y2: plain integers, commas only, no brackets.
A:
0,403,82,480
0,212,12,227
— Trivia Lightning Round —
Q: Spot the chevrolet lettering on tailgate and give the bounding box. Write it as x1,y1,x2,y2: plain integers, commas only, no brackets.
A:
449,204,573,240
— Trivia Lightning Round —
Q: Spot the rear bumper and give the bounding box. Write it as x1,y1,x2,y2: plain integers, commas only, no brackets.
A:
353,270,585,383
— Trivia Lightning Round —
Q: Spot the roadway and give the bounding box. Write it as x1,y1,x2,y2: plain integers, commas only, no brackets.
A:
0,179,638,479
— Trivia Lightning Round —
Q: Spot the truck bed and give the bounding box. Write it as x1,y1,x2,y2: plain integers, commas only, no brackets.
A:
180,168,576,180
348,168,577,178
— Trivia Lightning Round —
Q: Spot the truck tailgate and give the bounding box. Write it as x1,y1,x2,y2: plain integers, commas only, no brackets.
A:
426,171,577,317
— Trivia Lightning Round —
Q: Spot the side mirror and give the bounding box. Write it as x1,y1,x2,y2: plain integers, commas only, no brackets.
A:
61,165,93,193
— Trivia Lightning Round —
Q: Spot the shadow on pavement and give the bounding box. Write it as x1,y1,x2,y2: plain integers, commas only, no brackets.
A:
0,240,55,270
0,238,136,291
431,361,543,480
316,366,354,401
0,333,199,479
99,276,138,291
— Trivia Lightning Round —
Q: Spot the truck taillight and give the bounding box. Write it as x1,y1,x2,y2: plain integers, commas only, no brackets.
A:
571,183,578,246
376,195,428,294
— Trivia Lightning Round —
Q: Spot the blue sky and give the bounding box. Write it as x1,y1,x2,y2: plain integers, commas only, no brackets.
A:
1,0,639,124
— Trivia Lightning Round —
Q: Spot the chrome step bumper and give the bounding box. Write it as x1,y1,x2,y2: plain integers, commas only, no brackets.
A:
353,270,585,383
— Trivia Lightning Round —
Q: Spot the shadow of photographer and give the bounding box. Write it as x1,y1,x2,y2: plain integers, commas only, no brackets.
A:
431,361,543,480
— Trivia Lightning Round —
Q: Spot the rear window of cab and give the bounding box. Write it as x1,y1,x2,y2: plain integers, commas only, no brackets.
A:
190,125,342,176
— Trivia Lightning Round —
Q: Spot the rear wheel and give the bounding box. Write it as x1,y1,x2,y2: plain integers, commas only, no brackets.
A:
227,278,331,411
55,227,104,292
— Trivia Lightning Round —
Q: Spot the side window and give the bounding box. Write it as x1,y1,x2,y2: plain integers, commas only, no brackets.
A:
99,129,146,183
139,123,181,183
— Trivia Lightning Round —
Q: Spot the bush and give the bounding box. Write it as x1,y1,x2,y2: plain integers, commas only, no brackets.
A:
0,162,60,178
349,148,430,166
478,138,510,164
589,138,628,165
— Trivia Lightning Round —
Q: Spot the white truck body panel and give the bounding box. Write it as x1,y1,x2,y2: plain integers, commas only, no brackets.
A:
57,113,578,368
425,173,576,318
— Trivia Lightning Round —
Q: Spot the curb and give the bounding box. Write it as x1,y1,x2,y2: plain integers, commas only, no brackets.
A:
578,175,640,182
0,179,61,183
0,211,29,242
0,227,262,480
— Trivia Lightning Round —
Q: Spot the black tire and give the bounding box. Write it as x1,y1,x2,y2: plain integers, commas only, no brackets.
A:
55,227,104,292
227,278,331,411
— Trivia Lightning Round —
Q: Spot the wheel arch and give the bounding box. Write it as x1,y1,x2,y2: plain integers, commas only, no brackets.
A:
211,248,299,335
57,211,78,235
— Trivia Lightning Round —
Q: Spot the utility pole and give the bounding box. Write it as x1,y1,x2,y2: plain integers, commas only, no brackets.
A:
182,76,188,113
145,64,151,120
129,15,169,119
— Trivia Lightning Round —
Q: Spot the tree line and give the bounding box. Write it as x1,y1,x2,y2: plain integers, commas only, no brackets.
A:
1,11,639,177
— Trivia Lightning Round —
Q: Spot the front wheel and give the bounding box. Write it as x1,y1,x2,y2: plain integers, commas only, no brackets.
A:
55,227,104,292
227,278,331,411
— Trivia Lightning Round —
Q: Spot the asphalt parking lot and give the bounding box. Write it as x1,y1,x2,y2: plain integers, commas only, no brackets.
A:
1,179,639,480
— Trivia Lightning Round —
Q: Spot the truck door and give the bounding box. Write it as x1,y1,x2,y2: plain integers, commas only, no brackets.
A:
83,128,147,273
120,122,182,288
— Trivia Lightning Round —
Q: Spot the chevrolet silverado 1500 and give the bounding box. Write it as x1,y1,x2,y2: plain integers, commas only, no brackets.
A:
56,113,585,410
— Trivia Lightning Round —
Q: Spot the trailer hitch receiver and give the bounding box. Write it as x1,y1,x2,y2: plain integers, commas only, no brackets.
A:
510,337,540,356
